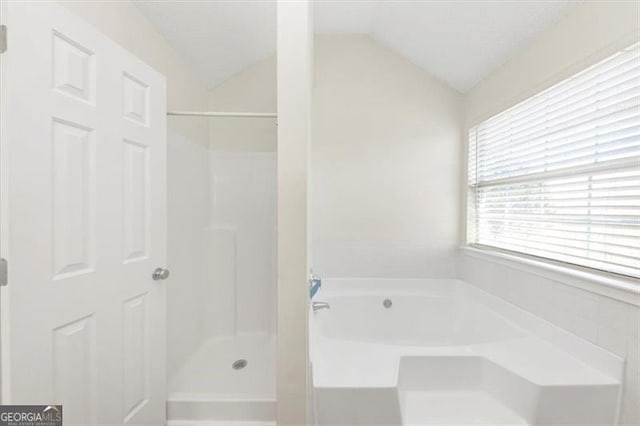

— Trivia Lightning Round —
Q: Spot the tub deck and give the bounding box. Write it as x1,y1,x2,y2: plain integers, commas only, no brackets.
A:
311,279,623,425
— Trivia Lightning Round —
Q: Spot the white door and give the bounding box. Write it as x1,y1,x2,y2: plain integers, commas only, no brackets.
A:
1,3,167,425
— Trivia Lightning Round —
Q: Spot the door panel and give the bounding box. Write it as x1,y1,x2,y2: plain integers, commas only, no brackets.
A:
2,3,167,425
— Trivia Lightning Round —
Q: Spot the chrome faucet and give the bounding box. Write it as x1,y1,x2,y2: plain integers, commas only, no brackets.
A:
312,301,330,312
309,271,329,311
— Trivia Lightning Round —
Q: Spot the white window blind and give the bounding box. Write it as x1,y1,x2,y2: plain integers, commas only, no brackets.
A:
468,43,640,278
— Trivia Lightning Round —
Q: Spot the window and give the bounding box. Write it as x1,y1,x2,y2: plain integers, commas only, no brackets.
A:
467,43,640,278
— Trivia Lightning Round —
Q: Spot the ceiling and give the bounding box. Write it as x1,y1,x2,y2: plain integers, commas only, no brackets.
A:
134,0,580,92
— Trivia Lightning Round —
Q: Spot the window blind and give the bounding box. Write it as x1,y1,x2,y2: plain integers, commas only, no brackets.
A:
468,43,640,278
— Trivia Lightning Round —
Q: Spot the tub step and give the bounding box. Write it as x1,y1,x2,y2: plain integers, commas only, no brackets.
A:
402,390,528,425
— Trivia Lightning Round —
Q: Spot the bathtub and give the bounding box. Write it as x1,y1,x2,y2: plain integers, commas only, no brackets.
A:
311,279,624,426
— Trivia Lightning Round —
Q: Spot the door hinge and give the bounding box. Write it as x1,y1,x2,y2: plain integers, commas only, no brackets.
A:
0,25,6,54
0,258,7,286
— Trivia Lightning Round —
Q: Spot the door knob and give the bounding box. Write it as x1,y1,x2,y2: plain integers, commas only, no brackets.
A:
152,267,170,281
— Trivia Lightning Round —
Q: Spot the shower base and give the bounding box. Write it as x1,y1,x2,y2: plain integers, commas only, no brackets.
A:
167,333,276,426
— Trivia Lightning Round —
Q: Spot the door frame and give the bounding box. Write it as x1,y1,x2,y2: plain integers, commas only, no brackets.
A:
1,0,11,403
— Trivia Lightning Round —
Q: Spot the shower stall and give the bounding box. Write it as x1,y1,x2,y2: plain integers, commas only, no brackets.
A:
166,109,278,424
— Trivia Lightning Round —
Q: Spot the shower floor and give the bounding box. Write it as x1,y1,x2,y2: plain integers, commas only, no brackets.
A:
167,334,276,425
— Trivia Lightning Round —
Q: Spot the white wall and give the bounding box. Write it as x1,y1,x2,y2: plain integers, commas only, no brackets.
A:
209,56,277,152
59,1,211,379
460,2,640,424
312,35,463,279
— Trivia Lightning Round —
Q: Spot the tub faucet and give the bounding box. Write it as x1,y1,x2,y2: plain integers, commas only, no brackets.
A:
312,301,330,312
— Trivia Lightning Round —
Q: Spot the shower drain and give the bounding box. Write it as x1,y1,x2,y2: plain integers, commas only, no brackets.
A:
383,299,392,308
232,359,248,370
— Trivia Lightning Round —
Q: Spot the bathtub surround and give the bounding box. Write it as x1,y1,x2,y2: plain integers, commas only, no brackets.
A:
313,35,463,279
458,253,640,425
461,1,640,424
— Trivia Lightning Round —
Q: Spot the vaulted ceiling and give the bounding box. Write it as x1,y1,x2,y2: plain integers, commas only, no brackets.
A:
133,0,580,92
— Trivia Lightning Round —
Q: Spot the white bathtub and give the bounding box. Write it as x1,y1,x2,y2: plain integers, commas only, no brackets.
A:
311,279,624,426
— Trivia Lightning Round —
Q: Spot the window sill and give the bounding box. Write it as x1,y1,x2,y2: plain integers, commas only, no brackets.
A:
459,245,640,306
